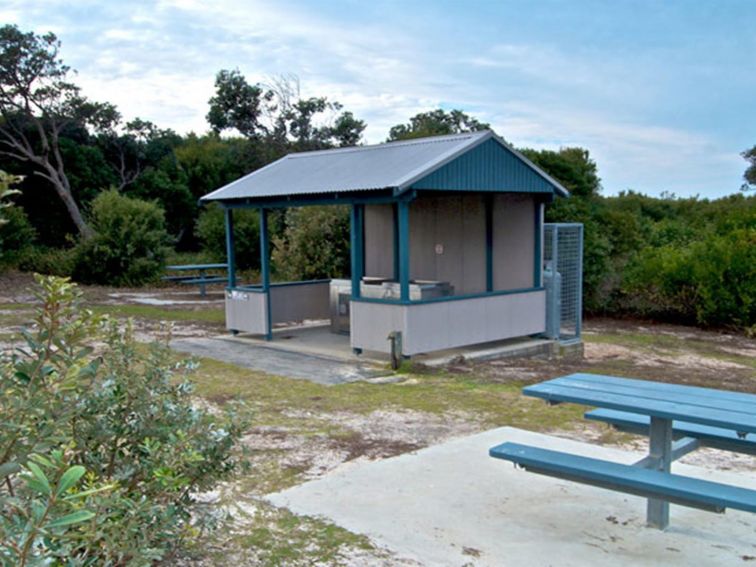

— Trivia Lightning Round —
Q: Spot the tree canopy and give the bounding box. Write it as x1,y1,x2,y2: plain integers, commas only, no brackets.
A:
742,145,756,191
387,109,489,141
207,70,366,151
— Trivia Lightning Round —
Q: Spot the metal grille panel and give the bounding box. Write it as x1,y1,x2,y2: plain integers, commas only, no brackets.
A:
543,223,583,343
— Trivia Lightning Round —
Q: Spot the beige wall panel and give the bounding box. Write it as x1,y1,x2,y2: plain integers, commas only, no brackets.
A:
350,301,406,353
409,197,437,281
460,194,487,294
493,194,535,290
364,204,394,278
350,290,546,356
225,290,268,334
270,282,330,324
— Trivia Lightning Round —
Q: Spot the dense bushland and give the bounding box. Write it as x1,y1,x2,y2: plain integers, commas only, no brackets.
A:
0,276,246,564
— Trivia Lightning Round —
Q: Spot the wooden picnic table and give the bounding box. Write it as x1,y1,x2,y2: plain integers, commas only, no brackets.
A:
164,263,229,297
490,373,756,530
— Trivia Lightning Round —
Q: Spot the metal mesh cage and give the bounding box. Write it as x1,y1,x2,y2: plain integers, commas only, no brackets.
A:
543,223,583,343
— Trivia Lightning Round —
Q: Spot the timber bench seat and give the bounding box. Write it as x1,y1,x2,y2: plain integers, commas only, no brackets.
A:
585,409,756,455
490,442,756,514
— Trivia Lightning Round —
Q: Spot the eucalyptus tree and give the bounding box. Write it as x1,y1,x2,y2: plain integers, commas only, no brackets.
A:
0,25,119,238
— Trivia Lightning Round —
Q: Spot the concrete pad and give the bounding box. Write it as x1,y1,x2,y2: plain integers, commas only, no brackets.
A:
170,336,388,385
416,337,555,366
268,427,756,566
231,323,386,364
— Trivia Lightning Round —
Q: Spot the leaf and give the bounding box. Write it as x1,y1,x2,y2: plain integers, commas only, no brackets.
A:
62,483,115,501
56,466,86,497
0,461,21,480
46,510,95,529
26,462,51,496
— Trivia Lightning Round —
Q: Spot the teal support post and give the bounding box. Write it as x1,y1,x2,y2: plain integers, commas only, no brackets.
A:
259,208,272,340
485,194,494,292
533,201,543,288
224,207,237,288
397,200,410,301
350,204,364,299
392,203,400,281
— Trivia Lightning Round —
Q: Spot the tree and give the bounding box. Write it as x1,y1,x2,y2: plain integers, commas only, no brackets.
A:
99,118,180,190
742,145,756,191
387,109,489,141
0,169,20,225
520,147,602,198
207,69,270,140
207,70,365,150
0,25,119,238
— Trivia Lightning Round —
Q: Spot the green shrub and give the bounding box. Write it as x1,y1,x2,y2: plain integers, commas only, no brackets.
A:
0,276,247,564
196,203,261,270
622,228,756,327
18,246,77,277
72,190,171,286
0,205,36,267
272,205,350,281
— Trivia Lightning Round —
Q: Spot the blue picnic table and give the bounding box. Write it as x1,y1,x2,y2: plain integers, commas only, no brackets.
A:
164,263,228,297
490,373,756,530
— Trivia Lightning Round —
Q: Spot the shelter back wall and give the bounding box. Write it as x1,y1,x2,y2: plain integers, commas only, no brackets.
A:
364,194,537,295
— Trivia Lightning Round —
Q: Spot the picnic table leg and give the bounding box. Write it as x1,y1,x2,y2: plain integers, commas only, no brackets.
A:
199,269,207,298
646,416,673,529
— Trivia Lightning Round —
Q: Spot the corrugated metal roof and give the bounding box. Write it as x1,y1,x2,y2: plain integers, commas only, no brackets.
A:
201,130,568,202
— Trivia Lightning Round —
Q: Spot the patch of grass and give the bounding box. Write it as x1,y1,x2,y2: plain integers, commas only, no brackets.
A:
0,303,34,327
90,303,224,324
191,356,585,432
217,502,375,566
584,330,756,371
2,301,226,326
0,302,34,310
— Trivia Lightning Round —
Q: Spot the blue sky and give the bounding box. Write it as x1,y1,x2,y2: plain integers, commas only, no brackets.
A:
4,0,755,197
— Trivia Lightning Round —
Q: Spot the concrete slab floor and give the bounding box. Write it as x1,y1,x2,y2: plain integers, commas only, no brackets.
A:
224,323,559,368
170,335,389,385
268,427,756,567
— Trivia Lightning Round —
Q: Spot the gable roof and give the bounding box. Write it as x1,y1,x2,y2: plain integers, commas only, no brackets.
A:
200,130,569,203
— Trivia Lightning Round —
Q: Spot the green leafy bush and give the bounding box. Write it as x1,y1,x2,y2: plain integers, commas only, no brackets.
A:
72,189,171,286
17,246,76,277
621,228,756,327
196,203,261,270
0,205,36,268
272,205,350,281
0,276,247,564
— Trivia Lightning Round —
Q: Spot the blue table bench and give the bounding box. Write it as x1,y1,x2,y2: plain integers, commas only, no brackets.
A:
490,373,756,530
490,442,756,514
585,409,756,456
164,264,228,297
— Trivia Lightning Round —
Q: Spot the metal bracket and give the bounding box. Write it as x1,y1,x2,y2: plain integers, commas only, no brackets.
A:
634,437,700,468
